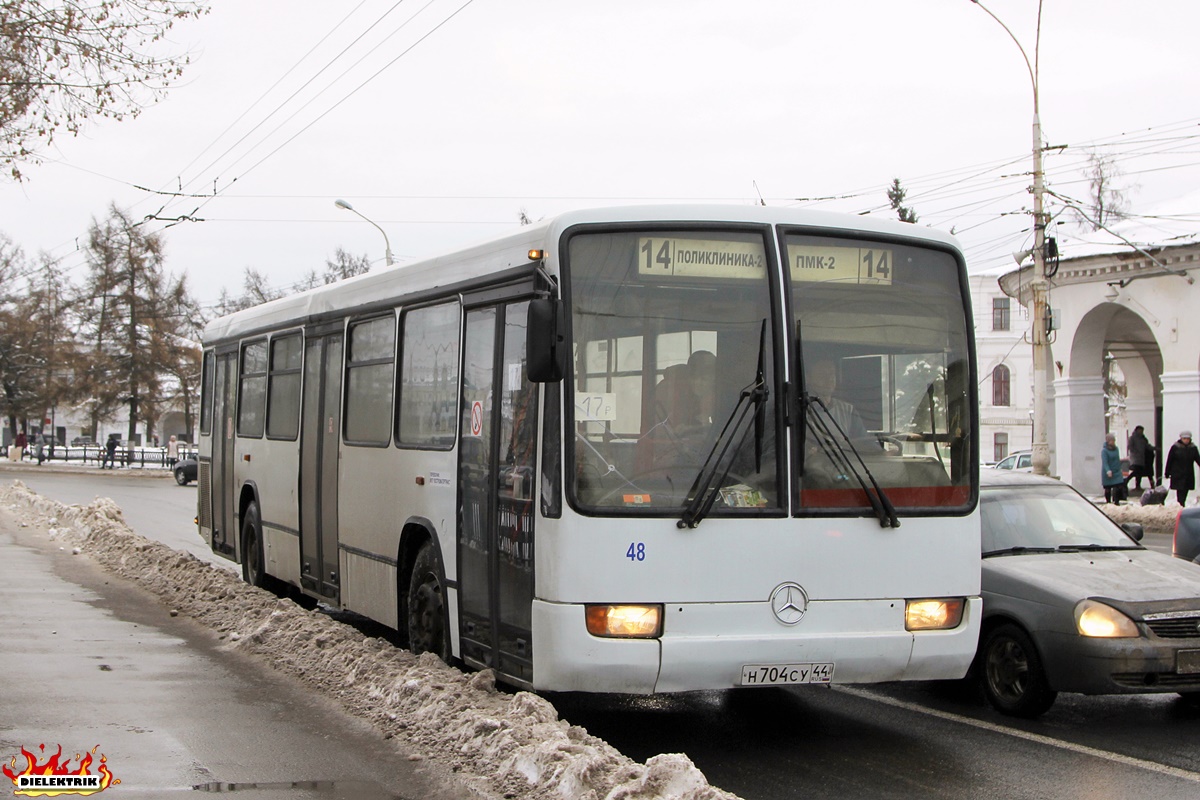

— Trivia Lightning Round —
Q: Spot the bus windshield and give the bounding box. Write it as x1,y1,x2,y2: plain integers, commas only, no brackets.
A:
566,229,781,514
786,232,973,511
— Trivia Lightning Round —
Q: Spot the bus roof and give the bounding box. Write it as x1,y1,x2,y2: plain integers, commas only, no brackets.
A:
202,204,963,346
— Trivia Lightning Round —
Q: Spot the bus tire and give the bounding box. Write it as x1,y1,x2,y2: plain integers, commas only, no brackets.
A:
241,502,268,589
408,541,452,664
979,623,1057,718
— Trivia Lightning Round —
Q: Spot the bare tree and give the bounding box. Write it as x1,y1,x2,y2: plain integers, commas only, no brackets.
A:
72,203,198,446
1080,150,1131,232
0,232,36,437
0,0,208,179
324,247,370,283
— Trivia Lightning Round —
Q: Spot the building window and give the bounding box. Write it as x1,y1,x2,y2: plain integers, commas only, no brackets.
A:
992,297,1010,331
994,432,1009,463
992,364,1011,407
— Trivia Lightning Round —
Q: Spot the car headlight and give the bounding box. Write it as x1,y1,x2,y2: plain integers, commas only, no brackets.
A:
1074,599,1139,638
905,598,965,631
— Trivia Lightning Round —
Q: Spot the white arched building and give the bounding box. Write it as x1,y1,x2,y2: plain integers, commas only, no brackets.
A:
998,241,1200,493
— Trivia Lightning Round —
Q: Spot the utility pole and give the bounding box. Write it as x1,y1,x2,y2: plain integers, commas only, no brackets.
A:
971,0,1051,476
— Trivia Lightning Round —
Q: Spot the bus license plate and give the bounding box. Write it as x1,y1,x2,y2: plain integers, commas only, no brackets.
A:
741,663,834,686
1177,649,1200,675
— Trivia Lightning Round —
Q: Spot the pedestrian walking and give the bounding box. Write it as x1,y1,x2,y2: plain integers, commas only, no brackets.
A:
34,433,45,465
14,430,27,461
166,434,179,469
1101,432,1126,504
101,435,118,469
1165,431,1200,506
1125,425,1154,491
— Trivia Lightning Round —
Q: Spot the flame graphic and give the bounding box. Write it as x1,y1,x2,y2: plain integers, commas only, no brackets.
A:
3,745,119,797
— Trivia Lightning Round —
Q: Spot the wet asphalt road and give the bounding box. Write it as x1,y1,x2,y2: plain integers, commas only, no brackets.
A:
0,468,477,800
5,464,1200,800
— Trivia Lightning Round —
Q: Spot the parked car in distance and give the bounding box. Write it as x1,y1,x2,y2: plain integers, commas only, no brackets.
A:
990,450,1033,471
174,455,198,486
70,436,94,446
975,470,1200,717
1175,506,1200,564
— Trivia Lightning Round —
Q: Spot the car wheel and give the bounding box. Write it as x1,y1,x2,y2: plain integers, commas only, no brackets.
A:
980,623,1058,718
407,541,452,664
175,467,189,485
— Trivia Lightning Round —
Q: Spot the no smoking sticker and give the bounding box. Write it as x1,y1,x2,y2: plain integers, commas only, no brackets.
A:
470,400,484,437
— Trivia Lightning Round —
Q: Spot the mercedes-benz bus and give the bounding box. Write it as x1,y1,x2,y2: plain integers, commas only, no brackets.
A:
197,205,980,692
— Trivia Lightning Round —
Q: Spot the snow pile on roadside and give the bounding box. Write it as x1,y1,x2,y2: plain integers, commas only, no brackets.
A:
1,481,738,800
1099,501,1179,535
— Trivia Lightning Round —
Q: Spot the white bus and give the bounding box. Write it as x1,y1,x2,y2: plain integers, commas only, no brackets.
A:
197,205,981,693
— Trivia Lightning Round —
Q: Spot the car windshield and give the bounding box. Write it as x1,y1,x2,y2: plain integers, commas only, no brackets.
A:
980,484,1141,554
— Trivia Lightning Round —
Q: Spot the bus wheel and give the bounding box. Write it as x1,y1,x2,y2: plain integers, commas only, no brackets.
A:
241,502,268,589
408,542,451,664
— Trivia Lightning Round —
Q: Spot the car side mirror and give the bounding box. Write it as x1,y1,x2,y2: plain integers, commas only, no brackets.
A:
527,298,565,383
1120,522,1144,542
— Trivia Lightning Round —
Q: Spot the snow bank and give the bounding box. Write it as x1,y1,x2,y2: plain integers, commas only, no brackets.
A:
1098,500,1179,534
1,481,738,800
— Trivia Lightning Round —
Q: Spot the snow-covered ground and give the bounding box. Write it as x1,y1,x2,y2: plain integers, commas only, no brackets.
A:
0,481,736,800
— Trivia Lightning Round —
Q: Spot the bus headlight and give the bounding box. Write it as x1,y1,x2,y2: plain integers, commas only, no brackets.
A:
1075,599,1139,638
585,604,663,638
905,598,965,631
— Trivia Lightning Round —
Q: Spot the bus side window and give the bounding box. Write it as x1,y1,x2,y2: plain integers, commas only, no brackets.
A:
266,334,302,440
345,316,396,446
200,350,214,435
397,301,461,449
237,340,268,438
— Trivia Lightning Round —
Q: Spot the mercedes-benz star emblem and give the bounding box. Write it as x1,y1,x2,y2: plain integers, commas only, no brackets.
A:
770,582,809,626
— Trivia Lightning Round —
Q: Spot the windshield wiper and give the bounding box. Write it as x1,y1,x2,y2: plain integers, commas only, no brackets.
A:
679,320,769,529
982,546,1058,557
794,323,898,529
803,397,899,529
1055,543,1141,552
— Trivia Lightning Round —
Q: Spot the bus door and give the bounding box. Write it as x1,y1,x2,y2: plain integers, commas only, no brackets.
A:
210,351,238,557
300,331,343,601
458,300,538,683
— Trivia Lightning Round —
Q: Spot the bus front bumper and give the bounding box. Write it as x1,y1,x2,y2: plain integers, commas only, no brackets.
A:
531,597,981,693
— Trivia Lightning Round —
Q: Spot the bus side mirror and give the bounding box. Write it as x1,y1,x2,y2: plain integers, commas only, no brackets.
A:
527,298,565,383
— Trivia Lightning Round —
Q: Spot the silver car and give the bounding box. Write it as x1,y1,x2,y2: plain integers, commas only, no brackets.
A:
976,471,1200,717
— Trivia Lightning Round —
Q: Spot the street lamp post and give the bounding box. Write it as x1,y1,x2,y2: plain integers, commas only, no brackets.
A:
334,199,395,266
971,0,1051,476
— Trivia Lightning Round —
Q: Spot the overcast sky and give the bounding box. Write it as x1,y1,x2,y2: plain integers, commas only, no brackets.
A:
4,0,1199,311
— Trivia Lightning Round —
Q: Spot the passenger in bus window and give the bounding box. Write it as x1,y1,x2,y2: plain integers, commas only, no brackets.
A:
651,350,718,463
805,358,868,441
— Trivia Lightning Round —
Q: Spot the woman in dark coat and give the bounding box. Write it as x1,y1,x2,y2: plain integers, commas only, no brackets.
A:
1164,431,1200,506
1126,425,1153,491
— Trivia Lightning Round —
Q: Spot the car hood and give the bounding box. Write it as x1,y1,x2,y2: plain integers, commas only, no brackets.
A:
983,549,1200,606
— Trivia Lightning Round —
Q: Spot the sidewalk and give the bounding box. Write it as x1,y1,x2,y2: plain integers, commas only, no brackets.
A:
0,508,477,800
0,458,174,479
